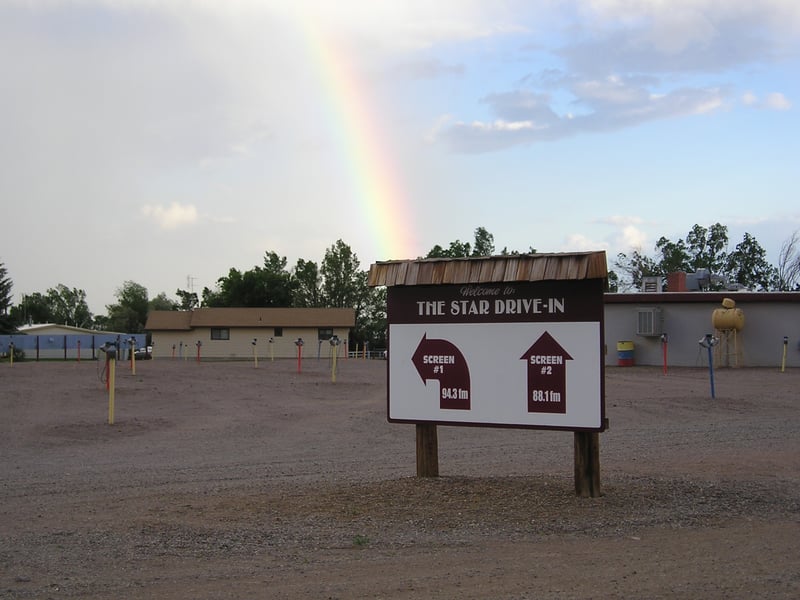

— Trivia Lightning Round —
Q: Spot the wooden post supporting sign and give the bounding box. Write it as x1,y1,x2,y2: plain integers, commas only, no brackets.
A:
574,431,601,497
416,423,439,477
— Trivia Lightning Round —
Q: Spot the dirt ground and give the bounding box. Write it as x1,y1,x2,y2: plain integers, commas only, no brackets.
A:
1,357,798,599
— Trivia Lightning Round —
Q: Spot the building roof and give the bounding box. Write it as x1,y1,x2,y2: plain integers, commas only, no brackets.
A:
145,307,356,331
18,323,112,335
605,291,800,304
145,310,194,331
368,251,608,287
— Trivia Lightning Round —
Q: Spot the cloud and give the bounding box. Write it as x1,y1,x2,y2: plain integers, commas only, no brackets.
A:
433,0,797,152
765,92,792,110
742,91,758,106
436,84,727,152
142,203,199,230
561,233,609,252
742,91,792,110
481,90,560,123
617,225,649,250
587,215,650,256
573,0,800,69
571,75,652,106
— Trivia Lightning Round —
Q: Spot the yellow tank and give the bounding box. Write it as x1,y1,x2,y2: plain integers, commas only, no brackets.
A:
712,299,745,331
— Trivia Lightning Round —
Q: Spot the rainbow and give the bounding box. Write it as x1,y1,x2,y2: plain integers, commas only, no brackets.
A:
299,20,418,262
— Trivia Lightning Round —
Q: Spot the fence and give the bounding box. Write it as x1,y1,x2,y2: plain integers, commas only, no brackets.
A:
0,334,147,361
347,350,387,360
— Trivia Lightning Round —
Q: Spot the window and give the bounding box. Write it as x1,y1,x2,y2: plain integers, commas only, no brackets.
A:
318,328,333,341
273,327,283,337
210,328,230,340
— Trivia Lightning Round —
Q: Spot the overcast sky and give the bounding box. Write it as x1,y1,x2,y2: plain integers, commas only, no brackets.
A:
3,0,799,313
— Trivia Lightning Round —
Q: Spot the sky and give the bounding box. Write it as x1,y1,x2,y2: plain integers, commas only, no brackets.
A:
2,0,799,314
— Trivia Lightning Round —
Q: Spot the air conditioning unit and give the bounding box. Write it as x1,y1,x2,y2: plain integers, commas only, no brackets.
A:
636,307,663,336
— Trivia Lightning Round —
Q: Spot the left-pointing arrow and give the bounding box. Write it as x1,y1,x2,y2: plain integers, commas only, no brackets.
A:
411,334,471,410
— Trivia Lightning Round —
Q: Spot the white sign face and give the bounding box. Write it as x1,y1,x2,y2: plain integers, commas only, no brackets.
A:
386,280,605,431
389,322,602,429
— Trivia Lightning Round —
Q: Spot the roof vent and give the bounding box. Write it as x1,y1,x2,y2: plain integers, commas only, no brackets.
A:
642,276,662,293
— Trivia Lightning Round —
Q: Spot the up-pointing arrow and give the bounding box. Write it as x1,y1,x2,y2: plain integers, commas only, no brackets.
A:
411,334,471,410
520,331,572,414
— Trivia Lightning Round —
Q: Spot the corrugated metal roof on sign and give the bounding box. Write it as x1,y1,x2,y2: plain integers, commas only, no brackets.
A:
368,251,608,287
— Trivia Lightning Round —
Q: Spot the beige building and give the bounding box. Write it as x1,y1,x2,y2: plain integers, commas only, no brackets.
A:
144,307,355,360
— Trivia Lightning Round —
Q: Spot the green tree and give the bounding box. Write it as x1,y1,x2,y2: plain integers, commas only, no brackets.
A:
724,232,777,291
606,270,619,293
8,284,92,328
320,240,373,347
175,289,199,310
359,286,387,349
203,268,256,306
201,284,224,307
613,249,659,291
654,236,691,275
9,292,51,326
292,258,322,307
217,268,250,306
46,284,93,327
105,281,149,333
426,240,471,258
0,261,15,333
617,224,780,291
149,292,178,311
93,314,109,330
426,227,530,258
471,226,495,256
203,251,295,307
261,251,295,306
321,240,365,308
685,223,729,274
500,246,537,255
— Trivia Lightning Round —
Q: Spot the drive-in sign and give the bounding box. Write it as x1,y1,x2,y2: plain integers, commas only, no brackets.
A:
387,279,605,431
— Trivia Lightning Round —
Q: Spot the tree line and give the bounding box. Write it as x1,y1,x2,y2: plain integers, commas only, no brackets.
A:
614,224,800,292
0,239,389,349
0,229,502,345
2,226,798,344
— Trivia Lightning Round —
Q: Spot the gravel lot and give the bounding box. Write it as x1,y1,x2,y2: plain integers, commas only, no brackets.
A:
1,358,798,599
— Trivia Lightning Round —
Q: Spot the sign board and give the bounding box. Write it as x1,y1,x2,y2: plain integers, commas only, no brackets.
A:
387,279,605,431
